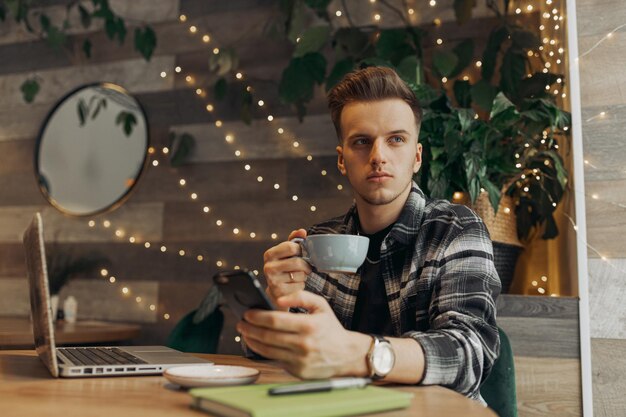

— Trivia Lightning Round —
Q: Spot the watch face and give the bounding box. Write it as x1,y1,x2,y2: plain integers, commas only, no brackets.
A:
373,342,395,375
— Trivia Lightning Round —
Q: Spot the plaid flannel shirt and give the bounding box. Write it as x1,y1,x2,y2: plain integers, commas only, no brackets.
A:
305,182,501,400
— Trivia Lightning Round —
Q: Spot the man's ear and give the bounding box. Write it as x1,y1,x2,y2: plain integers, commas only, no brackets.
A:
336,145,346,176
413,142,423,174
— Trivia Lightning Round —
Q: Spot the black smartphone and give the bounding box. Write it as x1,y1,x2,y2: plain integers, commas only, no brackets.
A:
213,270,276,321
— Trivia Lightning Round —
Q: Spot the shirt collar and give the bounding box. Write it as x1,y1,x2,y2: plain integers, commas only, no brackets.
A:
346,181,427,246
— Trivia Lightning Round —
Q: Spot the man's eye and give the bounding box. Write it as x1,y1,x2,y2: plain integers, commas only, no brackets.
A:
390,136,405,143
353,138,369,145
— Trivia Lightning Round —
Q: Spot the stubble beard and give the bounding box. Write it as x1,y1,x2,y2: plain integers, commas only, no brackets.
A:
357,173,414,206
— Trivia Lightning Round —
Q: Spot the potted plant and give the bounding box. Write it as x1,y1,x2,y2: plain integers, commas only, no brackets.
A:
262,1,571,292
414,85,569,292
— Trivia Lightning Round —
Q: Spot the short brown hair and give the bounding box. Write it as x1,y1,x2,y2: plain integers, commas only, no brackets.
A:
327,66,423,140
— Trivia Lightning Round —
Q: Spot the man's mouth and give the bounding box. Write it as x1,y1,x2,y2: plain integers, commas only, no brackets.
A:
367,172,393,182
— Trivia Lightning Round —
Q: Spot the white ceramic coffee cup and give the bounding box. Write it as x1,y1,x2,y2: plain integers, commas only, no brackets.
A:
291,234,369,274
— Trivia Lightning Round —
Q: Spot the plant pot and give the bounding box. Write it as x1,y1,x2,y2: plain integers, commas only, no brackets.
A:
456,192,523,293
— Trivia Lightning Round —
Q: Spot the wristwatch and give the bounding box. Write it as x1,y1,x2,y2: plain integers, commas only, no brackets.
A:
366,334,396,380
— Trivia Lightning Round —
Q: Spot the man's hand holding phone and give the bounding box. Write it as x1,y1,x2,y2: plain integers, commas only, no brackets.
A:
262,228,312,310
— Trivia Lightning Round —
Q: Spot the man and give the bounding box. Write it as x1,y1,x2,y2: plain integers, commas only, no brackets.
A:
236,67,501,401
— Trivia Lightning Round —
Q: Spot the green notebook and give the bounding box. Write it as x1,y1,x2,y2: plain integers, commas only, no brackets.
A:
189,383,413,417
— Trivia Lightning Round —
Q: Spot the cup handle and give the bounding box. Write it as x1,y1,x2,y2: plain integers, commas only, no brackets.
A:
290,237,311,264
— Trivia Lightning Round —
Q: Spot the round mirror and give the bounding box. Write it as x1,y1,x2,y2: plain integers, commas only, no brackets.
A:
35,83,149,216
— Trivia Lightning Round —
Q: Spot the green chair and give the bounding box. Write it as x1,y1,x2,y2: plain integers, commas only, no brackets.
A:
167,286,224,354
480,327,518,417
166,306,224,354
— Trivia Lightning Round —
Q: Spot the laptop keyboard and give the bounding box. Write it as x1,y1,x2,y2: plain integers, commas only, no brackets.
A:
58,347,147,366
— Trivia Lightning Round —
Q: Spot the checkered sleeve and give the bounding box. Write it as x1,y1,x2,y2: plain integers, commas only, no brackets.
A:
403,220,501,399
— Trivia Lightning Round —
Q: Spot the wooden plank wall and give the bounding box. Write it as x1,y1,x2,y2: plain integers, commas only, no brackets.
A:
576,0,626,416
0,1,585,415
498,295,581,417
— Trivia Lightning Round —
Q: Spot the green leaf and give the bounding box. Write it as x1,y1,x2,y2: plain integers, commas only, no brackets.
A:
170,133,196,167
376,29,414,66
304,0,332,12
453,0,477,25
444,129,463,161
78,5,91,29
302,52,326,83
430,160,445,178
410,83,440,106
115,111,137,136
287,0,307,44
104,16,116,40
433,50,458,77
429,93,451,113
20,79,40,103
326,58,354,91
39,14,51,31
518,72,560,98
449,39,475,78
457,108,475,132
491,106,519,130
542,214,559,239
77,99,88,125
490,92,516,119
453,80,472,108
544,150,568,187
5,0,19,18
480,177,502,213
499,49,526,98
471,80,497,112
359,57,393,69
115,17,127,44
0,4,6,21
396,55,418,84
134,26,157,61
39,14,67,50
82,39,92,58
428,173,449,199
511,30,541,50
482,26,509,81
91,98,107,120
294,25,330,57
279,53,326,105
468,176,480,203
214,78,228,100
430,146,445,160
240,89,253,125
334,28,371,58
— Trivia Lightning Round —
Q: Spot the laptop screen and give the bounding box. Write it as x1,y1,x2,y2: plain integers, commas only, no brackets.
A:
23,212,59,377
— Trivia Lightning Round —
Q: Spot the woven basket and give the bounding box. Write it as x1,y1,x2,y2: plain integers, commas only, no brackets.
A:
465,192,522,248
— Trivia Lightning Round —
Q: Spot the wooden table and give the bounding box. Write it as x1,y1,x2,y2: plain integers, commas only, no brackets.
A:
0,317,141,348
0,350,495,416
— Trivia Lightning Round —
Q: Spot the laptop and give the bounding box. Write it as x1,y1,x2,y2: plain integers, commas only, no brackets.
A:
23,212,212,377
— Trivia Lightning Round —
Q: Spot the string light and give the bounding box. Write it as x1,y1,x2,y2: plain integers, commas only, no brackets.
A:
79,12,347,285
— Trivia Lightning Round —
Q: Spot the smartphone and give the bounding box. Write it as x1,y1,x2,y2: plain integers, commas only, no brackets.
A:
213,270,276,321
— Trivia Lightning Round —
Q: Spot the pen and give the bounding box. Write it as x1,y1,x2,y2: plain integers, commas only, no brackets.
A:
268,377,372,396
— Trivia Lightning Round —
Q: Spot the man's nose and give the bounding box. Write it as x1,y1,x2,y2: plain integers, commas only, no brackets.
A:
370,138,387,166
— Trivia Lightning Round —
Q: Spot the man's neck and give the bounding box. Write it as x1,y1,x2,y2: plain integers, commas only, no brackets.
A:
355,186,411,234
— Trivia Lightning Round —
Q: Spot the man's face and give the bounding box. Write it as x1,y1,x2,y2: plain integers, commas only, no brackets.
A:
336,98,422,207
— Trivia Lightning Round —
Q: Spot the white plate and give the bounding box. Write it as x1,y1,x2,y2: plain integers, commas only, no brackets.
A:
163,365,260,388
